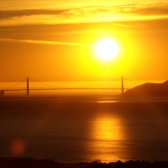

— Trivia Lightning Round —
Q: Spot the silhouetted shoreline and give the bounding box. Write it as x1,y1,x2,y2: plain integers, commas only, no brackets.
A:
125,80,168,97
0,158,168,168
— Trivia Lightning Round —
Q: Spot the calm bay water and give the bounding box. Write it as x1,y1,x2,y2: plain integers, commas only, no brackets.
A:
0,96,168,162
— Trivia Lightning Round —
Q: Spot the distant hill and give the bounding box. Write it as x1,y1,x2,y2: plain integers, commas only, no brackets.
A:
125,80,168,97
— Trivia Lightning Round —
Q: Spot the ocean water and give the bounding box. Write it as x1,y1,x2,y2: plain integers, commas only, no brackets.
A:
0,97,168,162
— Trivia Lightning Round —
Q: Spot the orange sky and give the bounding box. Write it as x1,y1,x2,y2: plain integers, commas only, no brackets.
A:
0,0,168,81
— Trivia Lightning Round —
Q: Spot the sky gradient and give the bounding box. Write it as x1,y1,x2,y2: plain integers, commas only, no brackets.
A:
0,0,168,81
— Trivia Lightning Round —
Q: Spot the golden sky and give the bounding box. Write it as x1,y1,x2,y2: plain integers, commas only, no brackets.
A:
0,0,168,81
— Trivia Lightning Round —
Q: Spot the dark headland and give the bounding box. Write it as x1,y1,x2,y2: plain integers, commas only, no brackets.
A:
125,80,168,97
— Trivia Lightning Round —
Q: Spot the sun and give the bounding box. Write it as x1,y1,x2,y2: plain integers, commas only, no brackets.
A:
94,38,120,61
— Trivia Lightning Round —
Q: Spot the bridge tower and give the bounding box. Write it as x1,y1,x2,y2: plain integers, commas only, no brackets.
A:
27,77,30,96
121,76,124,95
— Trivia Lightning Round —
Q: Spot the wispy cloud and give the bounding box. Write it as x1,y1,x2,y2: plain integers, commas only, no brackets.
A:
0,3,168,19
0,37,90,47
127,4,168,15
0,9,67,20
0,3,168,26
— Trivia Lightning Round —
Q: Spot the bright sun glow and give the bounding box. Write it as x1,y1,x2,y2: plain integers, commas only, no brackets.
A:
94,38,120,61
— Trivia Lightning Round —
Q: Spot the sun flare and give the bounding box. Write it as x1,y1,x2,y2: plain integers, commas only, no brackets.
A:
94,38,120,62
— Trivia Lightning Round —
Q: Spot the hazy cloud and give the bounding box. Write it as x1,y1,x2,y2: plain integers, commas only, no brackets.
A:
0,9,67,19
128,4,168,15
0,3,168,23
0,3,168,32
0,3,168,21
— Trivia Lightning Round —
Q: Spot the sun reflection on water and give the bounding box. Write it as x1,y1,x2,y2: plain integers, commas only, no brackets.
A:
93,115,122,141
88,113,126,162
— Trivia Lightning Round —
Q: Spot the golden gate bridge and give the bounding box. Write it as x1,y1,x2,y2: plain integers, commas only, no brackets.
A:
0,77,125,96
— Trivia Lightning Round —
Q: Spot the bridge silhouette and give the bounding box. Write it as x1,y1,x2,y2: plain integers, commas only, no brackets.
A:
0,77,126,96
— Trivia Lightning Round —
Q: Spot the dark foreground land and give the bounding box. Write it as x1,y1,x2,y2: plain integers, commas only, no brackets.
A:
1,158,168,168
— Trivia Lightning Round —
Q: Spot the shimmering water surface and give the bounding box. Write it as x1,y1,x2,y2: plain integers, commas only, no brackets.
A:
0,97,168,162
